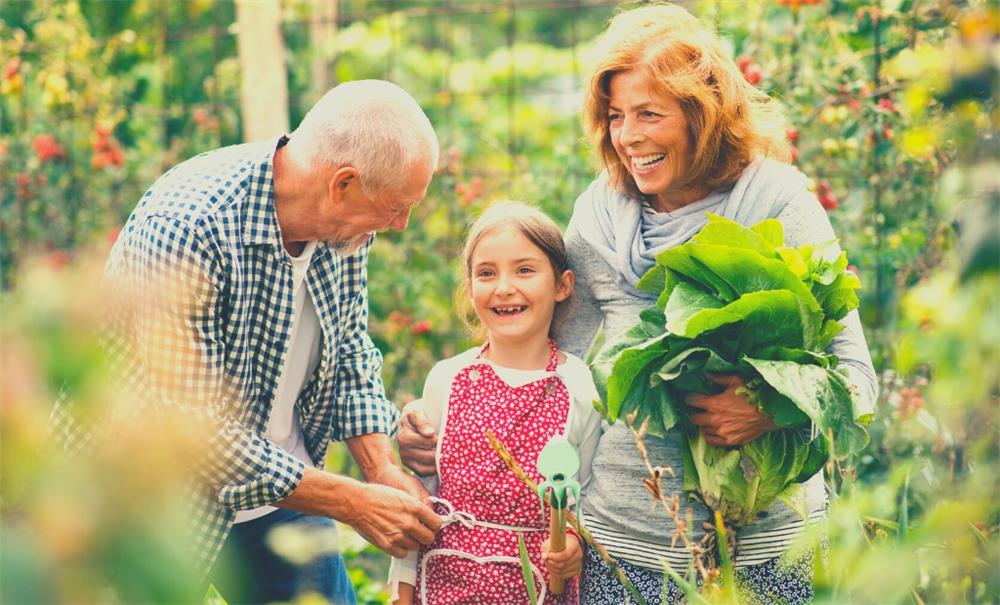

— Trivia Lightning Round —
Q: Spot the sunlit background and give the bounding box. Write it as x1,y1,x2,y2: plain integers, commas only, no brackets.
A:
1,1,997,603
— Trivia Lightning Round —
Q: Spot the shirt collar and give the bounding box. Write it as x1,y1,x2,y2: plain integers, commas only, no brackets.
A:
242,135,289,250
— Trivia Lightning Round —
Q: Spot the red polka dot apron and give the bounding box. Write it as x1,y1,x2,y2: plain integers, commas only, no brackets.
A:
417,340,579,605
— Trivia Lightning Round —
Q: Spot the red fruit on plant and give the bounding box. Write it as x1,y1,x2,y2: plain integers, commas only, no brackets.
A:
877,97,897,113
819,193,839,211
16,172,31,199
411,319,433,335
736,55,752,72
816,180,838,210
33,134,66,163
882,126,894,141
469,176,483,198
91,153,111,170
743,65,763,85
789,145,799,163
786,127,800,143
3,57,20,80
389,310,411,327
108,144,125,167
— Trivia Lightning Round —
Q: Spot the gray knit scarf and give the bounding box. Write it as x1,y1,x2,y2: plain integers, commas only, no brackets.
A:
567,157,810,299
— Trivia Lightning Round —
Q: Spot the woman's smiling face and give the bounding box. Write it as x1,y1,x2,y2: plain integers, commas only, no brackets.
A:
607,69,702,212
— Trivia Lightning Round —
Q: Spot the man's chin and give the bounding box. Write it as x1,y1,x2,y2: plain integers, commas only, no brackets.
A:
327,234,372,256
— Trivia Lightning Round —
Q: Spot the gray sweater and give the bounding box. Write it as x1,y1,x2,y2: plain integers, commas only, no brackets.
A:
555,185,877,566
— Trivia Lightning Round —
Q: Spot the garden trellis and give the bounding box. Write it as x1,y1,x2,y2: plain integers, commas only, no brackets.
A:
1,1,996,604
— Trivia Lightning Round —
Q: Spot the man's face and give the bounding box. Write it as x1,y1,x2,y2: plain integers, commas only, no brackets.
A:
325,159,433,255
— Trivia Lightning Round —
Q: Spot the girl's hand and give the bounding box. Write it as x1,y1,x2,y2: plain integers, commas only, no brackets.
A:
686,374,777,447
542,531,583,580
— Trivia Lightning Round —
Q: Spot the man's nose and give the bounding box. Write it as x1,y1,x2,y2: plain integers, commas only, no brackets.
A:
390,210,411,232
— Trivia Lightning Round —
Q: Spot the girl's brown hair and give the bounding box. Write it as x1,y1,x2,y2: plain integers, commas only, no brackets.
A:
457,201,571,340
582,2,791,200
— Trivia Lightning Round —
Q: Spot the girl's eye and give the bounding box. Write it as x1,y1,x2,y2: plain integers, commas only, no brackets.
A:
517,266,535,274
476,270,494,278
640,110,660,119
608,113,622,123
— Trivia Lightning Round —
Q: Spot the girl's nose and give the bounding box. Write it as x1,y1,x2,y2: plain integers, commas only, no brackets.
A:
496,276,516,295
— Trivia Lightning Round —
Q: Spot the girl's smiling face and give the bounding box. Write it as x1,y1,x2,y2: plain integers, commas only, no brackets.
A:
467,226,573,348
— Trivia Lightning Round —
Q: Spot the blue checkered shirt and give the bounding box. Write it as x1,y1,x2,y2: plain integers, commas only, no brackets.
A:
71,137,399,574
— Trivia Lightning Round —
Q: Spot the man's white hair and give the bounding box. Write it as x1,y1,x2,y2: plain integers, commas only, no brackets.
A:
287,79,438,196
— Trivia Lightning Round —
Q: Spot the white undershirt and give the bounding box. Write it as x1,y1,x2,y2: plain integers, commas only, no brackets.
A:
234,241,322,523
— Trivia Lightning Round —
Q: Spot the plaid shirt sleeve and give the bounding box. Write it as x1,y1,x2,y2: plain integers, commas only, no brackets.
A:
120,214,304,511
330,239,400,440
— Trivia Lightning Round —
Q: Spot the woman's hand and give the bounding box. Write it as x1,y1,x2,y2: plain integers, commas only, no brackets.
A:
686,374,777,447
542,531,584,580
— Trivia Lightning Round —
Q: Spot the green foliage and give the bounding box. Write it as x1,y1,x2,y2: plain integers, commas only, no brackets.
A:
517,531,539,605
594,215,866,527
1,0,997,603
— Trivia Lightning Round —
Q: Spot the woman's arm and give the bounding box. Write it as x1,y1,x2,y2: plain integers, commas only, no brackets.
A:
779,192,879,414
553,228,609,359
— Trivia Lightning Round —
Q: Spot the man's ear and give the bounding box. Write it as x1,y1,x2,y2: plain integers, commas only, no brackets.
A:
555,269,575,302
327,166,360,203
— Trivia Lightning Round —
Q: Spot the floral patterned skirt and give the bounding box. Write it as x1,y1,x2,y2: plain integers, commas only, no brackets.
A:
580,543,814,605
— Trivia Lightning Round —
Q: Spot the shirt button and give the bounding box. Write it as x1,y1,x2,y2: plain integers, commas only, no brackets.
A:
545,382,557,396
469,369,481,382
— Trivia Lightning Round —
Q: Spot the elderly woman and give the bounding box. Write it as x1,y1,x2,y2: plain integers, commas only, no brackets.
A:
400,4,877,604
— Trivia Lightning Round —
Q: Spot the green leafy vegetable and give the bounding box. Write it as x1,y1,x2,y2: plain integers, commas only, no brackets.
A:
592,214,871,527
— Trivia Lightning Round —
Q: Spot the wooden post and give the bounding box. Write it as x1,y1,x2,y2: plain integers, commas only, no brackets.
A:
309,0,338,100
235,0,289,142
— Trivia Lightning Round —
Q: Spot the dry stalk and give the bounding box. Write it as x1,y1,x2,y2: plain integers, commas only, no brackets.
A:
626,415,729,588
485,430,648,605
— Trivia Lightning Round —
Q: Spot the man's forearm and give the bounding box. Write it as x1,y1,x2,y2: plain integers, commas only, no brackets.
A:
347,432,399,481
276,466,364,523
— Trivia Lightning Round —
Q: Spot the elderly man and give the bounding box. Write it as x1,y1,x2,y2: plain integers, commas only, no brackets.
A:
99,80,441,603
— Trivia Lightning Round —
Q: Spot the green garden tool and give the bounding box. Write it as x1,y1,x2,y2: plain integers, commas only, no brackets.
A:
536,435,581,595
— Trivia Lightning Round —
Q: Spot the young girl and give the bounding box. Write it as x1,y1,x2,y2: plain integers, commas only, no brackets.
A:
390,201,603,605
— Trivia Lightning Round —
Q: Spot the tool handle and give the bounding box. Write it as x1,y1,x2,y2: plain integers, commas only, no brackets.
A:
548,503,566,595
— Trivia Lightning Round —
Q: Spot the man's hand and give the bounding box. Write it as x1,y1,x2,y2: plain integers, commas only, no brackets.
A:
368,463,430,501
342,480,441,559
542,532,583,580
397,409,438,477
278,467,441,559
686,374,778,447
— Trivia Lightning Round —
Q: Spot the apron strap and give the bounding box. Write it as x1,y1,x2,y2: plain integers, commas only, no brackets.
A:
430,496,544,533
476,338,560,372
